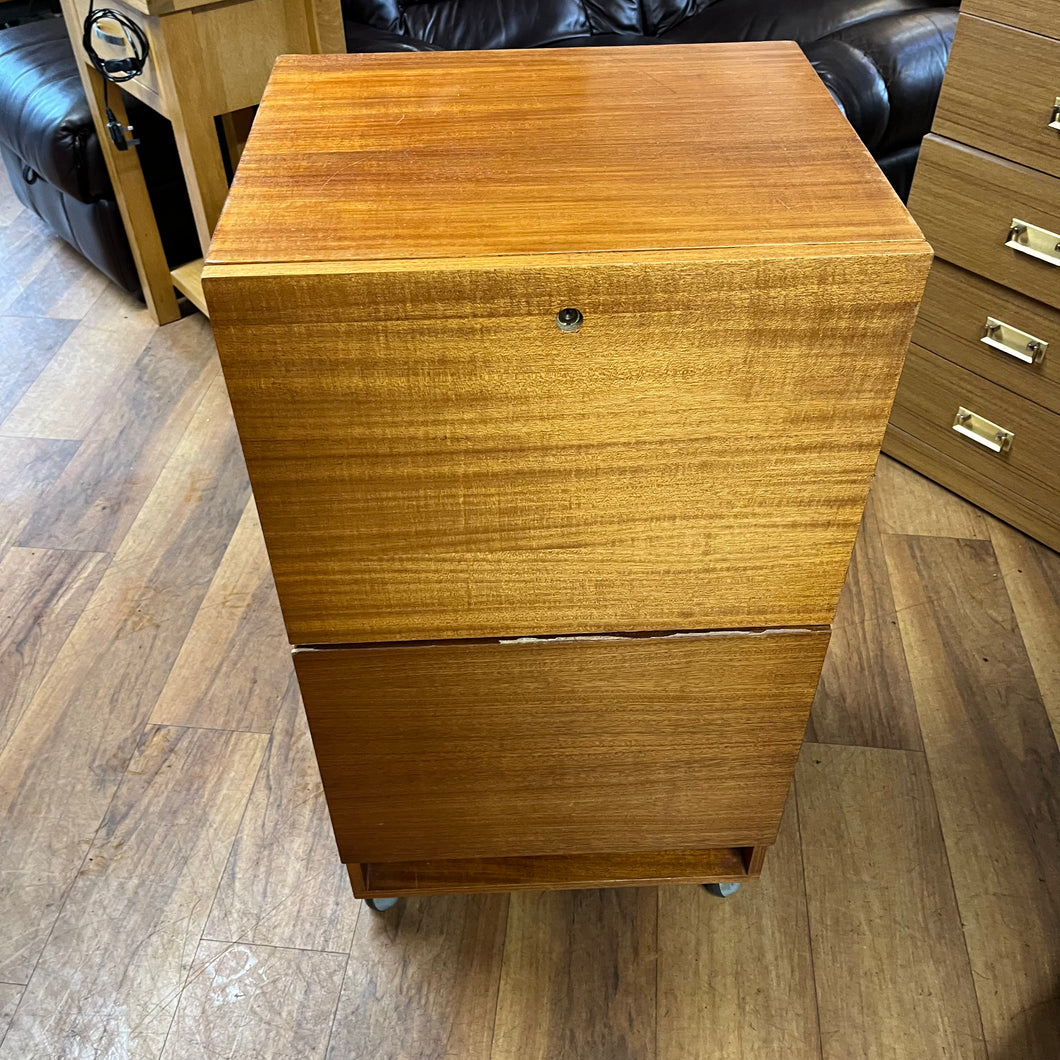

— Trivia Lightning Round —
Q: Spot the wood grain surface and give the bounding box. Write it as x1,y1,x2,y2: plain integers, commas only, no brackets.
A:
491,888,657,1060
0,724,267,1060
909,136,1060,309
208,45,919,267
202,681,359,953
865,445,992,539
150,498,294,733
797,743,987,1060
657,795,821,1060
911,260,1060,414
0,984,21,1041
889,344,1060,545
0,376,249,986
0,316,75,423
0,547,109,752
2,237,109,321
210,247,928,643
809,490,923,750
933,15,1060,179
159,940,346,1060
326,893,509,1060
0,438,78,555
294,630,828,865
885,535,1060,1058
961,0,1060,39
989,519,1060,744
0,320,149,439
16,317,219,554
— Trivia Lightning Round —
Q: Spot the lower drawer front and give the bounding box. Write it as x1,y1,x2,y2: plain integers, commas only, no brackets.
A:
889,344,1060,533
909,136,1060,309
294,630,829,865
913,262,1060,413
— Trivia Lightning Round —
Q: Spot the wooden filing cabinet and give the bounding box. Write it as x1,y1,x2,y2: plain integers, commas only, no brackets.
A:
204,45,930,899
885,1,1060,550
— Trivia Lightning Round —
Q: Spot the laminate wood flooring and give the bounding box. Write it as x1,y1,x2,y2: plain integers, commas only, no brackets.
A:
0,169,1057,1059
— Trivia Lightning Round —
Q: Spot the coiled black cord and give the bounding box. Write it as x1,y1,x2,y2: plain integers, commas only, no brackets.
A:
81,1,150,149
82,3,149,83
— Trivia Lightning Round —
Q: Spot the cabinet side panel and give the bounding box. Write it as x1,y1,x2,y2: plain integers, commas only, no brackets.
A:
208,249,928,643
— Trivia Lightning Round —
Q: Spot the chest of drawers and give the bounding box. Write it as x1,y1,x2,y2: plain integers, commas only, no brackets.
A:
885,2,1060,550
205,44,929,898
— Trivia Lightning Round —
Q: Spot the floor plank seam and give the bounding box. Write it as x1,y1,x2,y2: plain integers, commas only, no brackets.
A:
147,720,277,736
194,732,273,956
897,710,991,1055
197,937,351,959
321,950,354,1060
793,779,827,1060
803,739,929,755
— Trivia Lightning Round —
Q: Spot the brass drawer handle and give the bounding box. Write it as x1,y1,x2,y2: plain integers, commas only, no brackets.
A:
982,317,1048,364
1006,219,1060,267
1050,97,1060,132
953,407,1014,453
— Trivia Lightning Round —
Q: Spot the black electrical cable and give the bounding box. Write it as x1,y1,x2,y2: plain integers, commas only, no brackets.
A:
82,0,150,149
82,1,149,82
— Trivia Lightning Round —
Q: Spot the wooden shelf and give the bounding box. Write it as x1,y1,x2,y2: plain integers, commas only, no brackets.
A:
171,258,208,316
353,847,754,898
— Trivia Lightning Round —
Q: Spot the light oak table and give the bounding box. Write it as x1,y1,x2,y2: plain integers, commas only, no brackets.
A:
205,45,930,901
57,0,344,323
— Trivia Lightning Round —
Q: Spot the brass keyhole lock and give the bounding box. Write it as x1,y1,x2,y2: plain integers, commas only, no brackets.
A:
556,307,583,332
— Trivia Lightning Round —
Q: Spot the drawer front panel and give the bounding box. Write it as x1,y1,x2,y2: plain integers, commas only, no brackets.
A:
961,0,1059,40
910,136,1060,309
933,16,1060,179
884,424,1060,551
913,261,1060,412
890,343,1060,512
208,248,927,644
293,629,829,864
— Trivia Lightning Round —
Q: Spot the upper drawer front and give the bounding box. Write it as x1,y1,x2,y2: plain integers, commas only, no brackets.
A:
890,343,1060,510
294,628,829,864
961,0,1059,40
933,15,1060,178
910,136,1060,309
208,248,928,644
913,261,1060,412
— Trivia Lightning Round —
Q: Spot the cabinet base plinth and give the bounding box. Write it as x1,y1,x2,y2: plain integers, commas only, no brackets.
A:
347,846,767,898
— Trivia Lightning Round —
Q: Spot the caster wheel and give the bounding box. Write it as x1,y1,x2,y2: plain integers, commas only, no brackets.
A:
365,896,399,912
704,882,741,898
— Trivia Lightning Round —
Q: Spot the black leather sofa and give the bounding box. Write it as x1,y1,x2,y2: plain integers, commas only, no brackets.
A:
341,0,959,200
0,18,197,294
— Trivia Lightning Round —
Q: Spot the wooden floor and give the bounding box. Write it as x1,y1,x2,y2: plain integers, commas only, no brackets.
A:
1,169,1059,1060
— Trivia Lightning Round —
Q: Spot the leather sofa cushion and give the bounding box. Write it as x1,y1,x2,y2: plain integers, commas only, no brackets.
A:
664,0,950,44
340,0,723,49
0,19,110,204
822,7,956,155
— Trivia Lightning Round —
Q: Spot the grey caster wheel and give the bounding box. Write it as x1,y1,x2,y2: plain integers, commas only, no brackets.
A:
704,882,741,898
365,896,400,912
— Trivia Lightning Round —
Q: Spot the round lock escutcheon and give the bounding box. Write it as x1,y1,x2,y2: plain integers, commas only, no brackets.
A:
556,307,583,332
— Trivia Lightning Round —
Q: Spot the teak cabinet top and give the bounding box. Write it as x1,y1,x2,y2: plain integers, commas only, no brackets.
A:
207,43,922,267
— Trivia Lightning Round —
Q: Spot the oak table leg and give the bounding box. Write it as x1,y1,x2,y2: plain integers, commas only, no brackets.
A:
157,12,231,255
79,67,181,324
